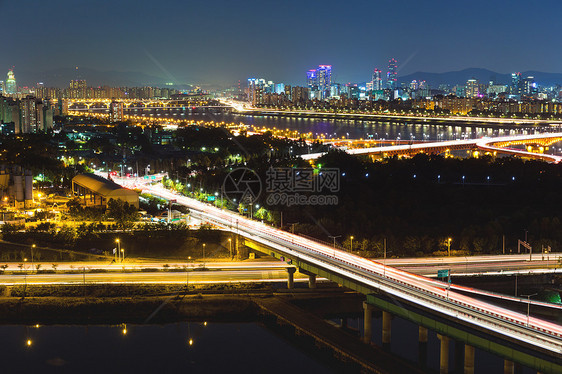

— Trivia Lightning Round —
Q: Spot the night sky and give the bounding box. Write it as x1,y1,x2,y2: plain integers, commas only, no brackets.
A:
2,0,561,86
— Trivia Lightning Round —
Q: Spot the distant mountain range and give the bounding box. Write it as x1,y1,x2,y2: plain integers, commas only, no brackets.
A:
398,68,562,87
15,67,172,88
10,66,562,89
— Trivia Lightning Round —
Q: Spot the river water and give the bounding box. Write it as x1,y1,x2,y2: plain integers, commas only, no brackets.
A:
3,317,538,374
2,322,334,374
150,111,562,141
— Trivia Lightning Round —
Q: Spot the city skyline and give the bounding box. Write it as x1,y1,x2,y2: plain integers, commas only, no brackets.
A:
2,0,562,87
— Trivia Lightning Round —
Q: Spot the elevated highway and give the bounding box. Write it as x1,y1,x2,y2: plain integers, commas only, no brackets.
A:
301,132,562,163
119,179,562,372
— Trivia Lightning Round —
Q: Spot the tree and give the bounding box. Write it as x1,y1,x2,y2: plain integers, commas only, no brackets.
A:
106,199,138,226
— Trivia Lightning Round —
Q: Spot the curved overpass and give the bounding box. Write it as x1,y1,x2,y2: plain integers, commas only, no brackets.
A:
301,132,562,163
119,181,562,367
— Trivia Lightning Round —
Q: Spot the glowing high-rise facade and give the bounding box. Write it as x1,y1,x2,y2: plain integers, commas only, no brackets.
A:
306,65,332,99
386,59,398,90
5,70,16,95
372,68,383,91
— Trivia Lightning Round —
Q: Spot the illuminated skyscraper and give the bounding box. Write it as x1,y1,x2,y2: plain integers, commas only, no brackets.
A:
465,78,479,98
524,76,538,96
306,65,332,99
386,59,398,90
511,72,523,95
372,69,383,91
5,70,16,95
306,70,317,90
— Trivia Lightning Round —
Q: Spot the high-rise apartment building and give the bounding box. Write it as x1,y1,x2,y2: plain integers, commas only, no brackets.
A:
386,59,398,90
68,80,87,99
109,101,124,122
372,69,383,91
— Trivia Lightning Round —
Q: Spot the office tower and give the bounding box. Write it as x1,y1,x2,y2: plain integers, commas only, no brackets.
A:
307,70,317,91
306,65,332,99
5,70,16,95
465,78,479,98
316,65,332,98
386,58,398,90
511,72,523,95
372,69,383,91
524,76,538,96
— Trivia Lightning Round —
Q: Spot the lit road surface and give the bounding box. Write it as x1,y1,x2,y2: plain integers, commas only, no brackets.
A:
0,269,307,286
0,261,293,272
385,253,562,276
122,180,562,356
300,132,562,162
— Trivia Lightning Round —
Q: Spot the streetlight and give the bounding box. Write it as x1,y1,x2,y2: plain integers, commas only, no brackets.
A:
446,238,452,256
121,248,125,262
228,238,232,259
31,244,36,271
350,236,354,252
328,235,341,257
115,239,121,262
522,293,538,326
202,243,206,259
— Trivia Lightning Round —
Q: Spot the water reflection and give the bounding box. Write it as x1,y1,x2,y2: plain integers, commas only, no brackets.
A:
3,322,336,373
182,112,560,142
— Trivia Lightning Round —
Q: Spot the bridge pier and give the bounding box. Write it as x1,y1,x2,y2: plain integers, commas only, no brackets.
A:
418,326,428,365
297,268,317,289
362,301,373,344
464,344,475,374
382,311,392,347
437,334,450,374
286,268,296,289
308,274,317,289
504,360,514,374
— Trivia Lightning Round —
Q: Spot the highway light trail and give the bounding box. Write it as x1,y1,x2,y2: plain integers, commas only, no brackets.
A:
120,178,562,355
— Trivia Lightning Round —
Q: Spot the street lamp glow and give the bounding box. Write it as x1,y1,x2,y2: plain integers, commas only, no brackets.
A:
26,339,32,347
188,338,193,346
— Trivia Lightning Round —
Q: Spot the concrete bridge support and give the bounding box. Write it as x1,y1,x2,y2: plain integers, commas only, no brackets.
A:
297,268,317,289
437,334,450,374
382,311,392,347
286,268,296,289
504,360,514,374
362,301,373,344
464,344,475,374
234,236,248,260
308,274,317,289
418,326,428,365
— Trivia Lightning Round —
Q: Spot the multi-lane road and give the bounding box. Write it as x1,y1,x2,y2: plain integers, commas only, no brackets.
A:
121,181,562,357
0,268,304,286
